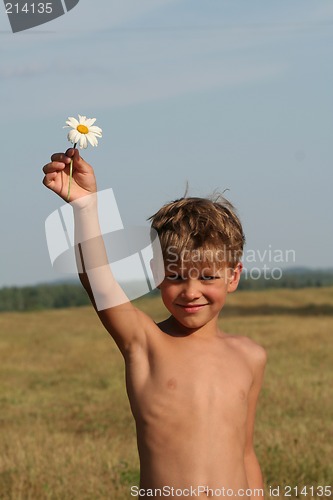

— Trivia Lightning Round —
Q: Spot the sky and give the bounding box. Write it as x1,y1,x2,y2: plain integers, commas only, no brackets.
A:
0,0,333,287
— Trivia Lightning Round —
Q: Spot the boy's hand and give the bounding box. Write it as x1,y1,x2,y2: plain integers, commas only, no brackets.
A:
42,148,97,202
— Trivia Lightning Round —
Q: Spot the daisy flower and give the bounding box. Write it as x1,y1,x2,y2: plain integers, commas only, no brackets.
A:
63,114,103,201
64,115,102,149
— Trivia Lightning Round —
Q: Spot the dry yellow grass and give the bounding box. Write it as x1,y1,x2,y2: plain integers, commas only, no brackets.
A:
0,288,332,499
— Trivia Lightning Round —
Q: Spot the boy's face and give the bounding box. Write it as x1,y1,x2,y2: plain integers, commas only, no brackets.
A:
157,260,242,331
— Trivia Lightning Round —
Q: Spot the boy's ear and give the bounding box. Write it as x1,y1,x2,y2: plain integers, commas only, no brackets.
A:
227,262,242,293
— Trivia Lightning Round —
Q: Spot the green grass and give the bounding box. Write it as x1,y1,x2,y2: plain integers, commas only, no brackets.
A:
0,289,332,499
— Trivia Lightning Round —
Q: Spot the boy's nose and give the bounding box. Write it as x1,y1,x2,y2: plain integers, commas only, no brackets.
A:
180,280,201,300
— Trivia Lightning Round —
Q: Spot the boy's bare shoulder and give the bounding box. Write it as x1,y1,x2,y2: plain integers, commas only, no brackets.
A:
223,333,267,369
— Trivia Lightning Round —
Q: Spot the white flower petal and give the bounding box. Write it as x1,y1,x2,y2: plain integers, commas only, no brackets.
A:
86,133,98,147
79,134,88,149
68,130,77,143
65,117,79,128
78,115,87,124
73,130,82,144
85,118,96,127
89,126,102,136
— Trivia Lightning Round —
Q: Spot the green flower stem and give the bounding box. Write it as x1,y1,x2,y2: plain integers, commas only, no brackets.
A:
66,143,77,202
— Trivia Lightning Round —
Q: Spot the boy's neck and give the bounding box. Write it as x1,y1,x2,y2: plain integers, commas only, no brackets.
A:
158,315,224,339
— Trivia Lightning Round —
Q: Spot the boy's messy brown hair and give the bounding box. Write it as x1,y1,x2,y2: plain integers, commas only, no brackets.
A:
148,194,245,268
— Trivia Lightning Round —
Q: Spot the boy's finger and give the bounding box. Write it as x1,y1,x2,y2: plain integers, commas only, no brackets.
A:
42,162,66,174
65,148,76,158
51,152,71,163
42,172,57,187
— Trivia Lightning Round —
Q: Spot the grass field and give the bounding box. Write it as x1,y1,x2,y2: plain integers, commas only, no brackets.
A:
0,288,332,499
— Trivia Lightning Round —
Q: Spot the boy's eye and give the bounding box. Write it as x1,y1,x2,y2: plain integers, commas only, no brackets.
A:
200,276,218,281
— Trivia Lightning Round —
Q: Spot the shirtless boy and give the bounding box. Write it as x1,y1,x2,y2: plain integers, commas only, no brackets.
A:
43,149,267,499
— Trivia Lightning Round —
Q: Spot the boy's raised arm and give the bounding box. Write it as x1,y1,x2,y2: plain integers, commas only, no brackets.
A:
42,149,152,356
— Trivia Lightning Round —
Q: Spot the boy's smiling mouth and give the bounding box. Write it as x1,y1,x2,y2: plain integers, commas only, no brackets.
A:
176,303,208,313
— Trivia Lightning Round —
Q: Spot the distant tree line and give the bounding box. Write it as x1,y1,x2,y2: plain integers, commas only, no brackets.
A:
238,268,333,290
1,269,333,312
0,283,90,312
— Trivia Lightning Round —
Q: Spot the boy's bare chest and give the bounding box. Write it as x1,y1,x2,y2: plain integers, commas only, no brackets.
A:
128,338,252,430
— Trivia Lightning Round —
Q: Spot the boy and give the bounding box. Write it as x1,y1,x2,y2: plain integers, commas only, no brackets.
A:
43,149,266,499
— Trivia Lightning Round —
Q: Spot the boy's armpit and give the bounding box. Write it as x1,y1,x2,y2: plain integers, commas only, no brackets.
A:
97,303,154,356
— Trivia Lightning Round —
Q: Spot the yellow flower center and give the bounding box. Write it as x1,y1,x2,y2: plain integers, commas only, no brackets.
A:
77,124,89,134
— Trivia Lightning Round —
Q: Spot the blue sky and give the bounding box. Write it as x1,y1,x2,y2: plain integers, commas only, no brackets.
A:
0,0,332,287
